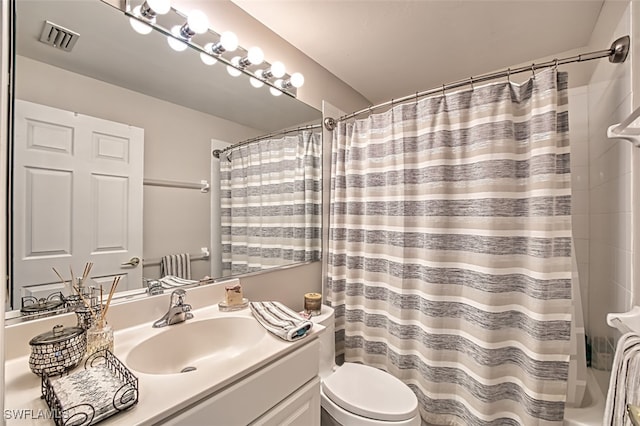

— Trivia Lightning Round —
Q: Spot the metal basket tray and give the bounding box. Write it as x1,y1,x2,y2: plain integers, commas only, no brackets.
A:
41,350,139,426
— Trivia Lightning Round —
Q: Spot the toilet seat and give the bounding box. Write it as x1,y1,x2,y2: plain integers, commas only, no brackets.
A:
322,363,419,422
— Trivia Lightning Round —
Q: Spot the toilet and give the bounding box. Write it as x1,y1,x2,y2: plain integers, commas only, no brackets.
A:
311,305,421,426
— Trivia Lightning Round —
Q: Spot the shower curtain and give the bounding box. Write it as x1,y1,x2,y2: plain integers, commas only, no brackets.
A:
220,130,322,276
327,69,572,425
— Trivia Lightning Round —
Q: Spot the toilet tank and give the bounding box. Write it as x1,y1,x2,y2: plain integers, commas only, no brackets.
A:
311,304,335,379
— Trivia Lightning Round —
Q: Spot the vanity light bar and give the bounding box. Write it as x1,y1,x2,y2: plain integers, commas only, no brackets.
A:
124,0,303,98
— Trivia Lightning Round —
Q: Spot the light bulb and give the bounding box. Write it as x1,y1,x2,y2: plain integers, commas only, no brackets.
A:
247,47,264,65
227,57,242,77
129,6,153,35
290,72,305,88
147,0,171,15
200,43,218,65
270,79,284,96
270,86,283,96
269,61,286,78
187,10,209,34
250,70,264,88
220,31,239,52
167,26,188,51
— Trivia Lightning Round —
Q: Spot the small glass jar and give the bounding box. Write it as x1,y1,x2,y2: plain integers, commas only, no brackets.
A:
304,292,322,316
86,322,114,356
75,305,101,330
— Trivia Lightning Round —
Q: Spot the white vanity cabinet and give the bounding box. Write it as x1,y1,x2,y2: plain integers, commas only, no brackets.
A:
159,339,321,425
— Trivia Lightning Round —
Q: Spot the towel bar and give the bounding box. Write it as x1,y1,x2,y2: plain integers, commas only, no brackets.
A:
143,178,210,193
143,248,210,267
607,106,640,147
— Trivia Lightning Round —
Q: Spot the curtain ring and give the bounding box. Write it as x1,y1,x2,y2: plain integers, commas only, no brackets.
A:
442,84,446,97
507,68,511,83
469,77,474,90
554,58,559,70
531,64,536,77
415,91,419,104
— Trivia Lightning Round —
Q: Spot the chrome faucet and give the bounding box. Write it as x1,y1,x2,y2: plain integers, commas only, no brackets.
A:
153,289,193,328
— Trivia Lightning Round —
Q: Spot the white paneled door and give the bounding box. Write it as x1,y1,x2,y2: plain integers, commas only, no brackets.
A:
12,100,144,307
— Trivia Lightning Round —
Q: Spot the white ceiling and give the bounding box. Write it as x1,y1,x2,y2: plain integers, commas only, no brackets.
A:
232,0,605,105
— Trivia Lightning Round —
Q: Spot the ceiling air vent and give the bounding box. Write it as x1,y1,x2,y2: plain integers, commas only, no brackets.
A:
39,21,79,52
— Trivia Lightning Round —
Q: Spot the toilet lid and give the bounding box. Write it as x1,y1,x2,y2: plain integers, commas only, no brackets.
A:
322,363,419,422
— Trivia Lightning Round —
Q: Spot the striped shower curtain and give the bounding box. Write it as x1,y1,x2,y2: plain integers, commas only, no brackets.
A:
327,69,572,425
220,130,322,276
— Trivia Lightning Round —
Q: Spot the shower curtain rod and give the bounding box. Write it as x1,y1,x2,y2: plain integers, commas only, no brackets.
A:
212,122,322,159
324,35,630,130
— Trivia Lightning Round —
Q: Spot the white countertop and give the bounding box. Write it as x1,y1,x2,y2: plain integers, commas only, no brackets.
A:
5,303,322,425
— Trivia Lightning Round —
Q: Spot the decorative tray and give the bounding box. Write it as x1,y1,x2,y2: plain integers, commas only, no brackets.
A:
41,350,138,426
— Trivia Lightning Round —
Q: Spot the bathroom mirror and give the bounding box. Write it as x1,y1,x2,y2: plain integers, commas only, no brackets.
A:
7,0,322,315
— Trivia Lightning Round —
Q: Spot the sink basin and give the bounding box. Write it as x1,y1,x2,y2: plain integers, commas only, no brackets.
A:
126,317,269,375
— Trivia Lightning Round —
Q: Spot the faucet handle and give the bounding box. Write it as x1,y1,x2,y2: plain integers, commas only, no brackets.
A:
182,304,194,321
171,289,187,304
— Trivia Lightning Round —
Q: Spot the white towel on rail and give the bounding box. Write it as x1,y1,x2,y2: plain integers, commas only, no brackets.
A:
249,301,313,341
160,253,191,280
603,332,640,425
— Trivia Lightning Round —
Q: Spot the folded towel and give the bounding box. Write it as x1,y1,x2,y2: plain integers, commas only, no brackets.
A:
603,332,640,425
159,275,198,288
249,301,313,341
160,253,191,280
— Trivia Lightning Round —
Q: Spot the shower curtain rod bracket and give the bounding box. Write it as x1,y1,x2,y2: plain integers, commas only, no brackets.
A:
609,35,630,63
324,117,336,131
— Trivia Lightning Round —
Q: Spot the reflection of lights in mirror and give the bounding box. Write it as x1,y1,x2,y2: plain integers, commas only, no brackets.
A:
125,0,304,96
227,57,243,77
250,70,265,88
167,25,188,51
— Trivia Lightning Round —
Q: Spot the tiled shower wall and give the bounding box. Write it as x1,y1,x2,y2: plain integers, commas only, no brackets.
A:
569,86,590,332
580,0,633,392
